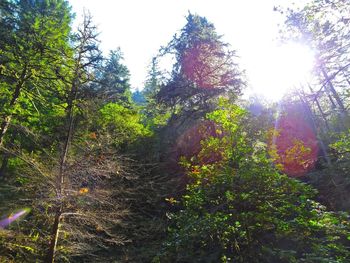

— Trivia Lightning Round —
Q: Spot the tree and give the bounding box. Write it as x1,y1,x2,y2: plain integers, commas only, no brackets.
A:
132,89,146,105
0,0,72,146
155,13,245,170
96,102,151,149
144,57,163,100
0,0,72,179
142,57,170,129
157,13,244,115
46,13,102,262
278,0,350,212
0,0,14,49
95,49,132,106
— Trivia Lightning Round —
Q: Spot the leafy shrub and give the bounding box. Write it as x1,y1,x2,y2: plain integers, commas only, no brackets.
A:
156,101,350,263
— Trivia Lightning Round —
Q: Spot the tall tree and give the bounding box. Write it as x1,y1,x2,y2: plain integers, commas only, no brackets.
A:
95,49,132,105
46,13,102,262
157,13,244,115
142,57,170,129
0,0,72,179
155,13,245,169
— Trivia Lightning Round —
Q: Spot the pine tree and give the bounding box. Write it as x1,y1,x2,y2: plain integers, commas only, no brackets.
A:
157,13,244,115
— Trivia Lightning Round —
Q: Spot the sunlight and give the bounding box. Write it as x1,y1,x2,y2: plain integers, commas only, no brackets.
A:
249,43,315,101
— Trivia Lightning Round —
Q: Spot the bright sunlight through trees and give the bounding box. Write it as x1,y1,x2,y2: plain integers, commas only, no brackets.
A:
249,42,315,101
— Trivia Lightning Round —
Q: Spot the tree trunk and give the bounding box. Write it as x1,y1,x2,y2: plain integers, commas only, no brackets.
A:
46,14,98,261
0,86,21,146
46,79,78,263
0,155,9,178
0,116,12,147
0,66,27,146
46,206,62,263
0,78,25,179
307,83,330,132
321,67,347,113
298,92,331,166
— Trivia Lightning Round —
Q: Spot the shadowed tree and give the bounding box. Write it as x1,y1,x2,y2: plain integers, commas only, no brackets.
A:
155,13,245,170
157,13,245,115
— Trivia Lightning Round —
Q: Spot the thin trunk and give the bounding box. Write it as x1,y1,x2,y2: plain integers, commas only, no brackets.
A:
0,132,17,178
46,15,98,261
0,155,9,178
0,71,26,179
326,88,338,109
298,92,331,166
0,78,25,146
0,116,12,147
321,67,347,113
46,78,78,263
46,205,62,263
307,83,330,132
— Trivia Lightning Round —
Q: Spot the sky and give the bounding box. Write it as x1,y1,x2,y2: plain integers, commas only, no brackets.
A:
69,0,312,100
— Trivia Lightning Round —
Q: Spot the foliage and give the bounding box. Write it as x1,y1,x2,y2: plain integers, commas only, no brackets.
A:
302,129,350,212
141,57,171,129
267,104,319,177
277,0,350,213
97,103,152,147
331,130,350,160
94,49,132,105
278,0,350,133
157,13,244,114
0,0,72,145
157,101,350,262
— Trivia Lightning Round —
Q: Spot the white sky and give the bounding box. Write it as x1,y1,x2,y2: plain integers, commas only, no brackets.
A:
69,0,312,100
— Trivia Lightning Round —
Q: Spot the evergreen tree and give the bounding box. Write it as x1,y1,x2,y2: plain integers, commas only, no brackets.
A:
142,57,170,129
95,49,132,106
157,13,244,115
0,0,72,179
0,0,72,146
155,13,245,169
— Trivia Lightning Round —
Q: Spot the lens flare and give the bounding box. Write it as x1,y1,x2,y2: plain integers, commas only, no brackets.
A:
174,120,223,165
182,42,234,89
79,187,89,194
268,112,319,177
0,208,31,229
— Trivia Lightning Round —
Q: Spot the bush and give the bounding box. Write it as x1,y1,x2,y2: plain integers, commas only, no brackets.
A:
157,101,350,263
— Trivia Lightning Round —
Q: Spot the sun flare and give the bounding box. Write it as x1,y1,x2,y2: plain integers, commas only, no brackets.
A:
249,43,315,101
